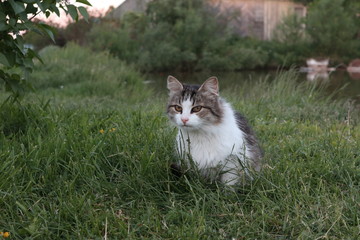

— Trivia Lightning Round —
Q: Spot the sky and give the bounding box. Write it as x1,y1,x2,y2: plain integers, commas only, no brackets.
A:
37,0,126,27
88,0,125,12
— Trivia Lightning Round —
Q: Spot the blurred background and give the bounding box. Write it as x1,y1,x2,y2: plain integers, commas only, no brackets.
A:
23,0,360,101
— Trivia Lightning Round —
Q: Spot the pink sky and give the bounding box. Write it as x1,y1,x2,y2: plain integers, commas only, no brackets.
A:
88,0,125,12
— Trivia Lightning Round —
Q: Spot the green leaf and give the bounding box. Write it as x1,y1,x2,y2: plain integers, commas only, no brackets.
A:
15,36,25,50
27,49,43,64
23,21,36,31
50,5,60,17
0,51,16,68
22,0,38,4
0,22,10,31
7,52,16,67
39,0,53,12
76,0,92,6
67,4,78,21
18,12,29,22
0,69,5,79
16,23,29,31
78,6,89,22
30,27,43,36
8,18,16,27
36,0,45,12
8,0,26,15
38,23,56,42
14,36,27,55
0,53,11,67
0,11,6,21
25,4,38,15
23,58,34,69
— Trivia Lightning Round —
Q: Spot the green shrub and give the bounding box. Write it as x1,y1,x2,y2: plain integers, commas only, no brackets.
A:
137,0,227,72
306,0,359,59
198,38,269,71
87,19,141,63
138,41,183,72
273,13,307,45
86,0,231,72
227,44,269,70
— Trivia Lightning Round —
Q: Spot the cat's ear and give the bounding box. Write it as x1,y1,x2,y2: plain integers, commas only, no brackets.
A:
167,75,183,93
199,77,219,96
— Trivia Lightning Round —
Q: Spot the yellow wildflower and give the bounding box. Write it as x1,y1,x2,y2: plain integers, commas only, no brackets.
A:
99,129,105,134
109,128,116,132
0,232,10,238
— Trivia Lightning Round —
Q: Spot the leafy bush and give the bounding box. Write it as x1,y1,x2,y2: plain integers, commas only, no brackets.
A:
198,38,269,71
273,13,308,46
87,18,141,64
23,18,95,51
87,0,230,72
227,44,269,70
84,0,360,71
306,0,360,60
0,0,90,100
261,40,311,68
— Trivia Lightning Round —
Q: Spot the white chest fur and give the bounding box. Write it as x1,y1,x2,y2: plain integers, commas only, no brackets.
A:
176,102,249,170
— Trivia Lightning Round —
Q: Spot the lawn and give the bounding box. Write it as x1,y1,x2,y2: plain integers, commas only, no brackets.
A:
0,45,359,239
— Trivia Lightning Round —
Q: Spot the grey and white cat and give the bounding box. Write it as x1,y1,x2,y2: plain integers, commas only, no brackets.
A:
167,76,263,186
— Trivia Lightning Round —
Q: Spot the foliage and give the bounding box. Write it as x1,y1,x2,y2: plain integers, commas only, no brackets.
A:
21,24,55,51
306,0,360,60
81,0,360,71
144,0,226,71
294,0,360,6
198,38,269,71
87,0,231,72
23,16,99,51
23,0,360,73
273,13,307,45
61,18,94,45
87,17,141,64
0,69,359,238
87,0,272,72
271,0,360,65
0,0,90,100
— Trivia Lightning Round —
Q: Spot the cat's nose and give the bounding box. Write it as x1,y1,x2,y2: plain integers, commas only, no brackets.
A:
181,117,189,124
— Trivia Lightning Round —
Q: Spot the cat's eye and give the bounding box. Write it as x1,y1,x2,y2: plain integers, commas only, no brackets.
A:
174,105,182,112
191,106,202,113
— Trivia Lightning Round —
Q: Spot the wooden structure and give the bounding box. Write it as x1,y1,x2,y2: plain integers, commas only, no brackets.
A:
210,0,306,40
112,0,307,40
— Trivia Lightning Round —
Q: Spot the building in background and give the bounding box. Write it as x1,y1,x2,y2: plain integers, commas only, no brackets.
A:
107,0,152,19
211,0,306,40
111,0,306,40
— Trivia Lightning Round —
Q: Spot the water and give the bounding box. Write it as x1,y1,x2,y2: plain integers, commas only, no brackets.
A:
303,70,360,101
145,70,360,102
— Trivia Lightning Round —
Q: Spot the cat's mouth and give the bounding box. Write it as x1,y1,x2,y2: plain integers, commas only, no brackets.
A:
180,123,199,130
180,123,192,128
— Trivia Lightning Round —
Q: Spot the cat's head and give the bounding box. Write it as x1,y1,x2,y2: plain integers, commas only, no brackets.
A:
166,76,223,130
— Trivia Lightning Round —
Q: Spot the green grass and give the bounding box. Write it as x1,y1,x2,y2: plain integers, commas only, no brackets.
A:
0,46,359,239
